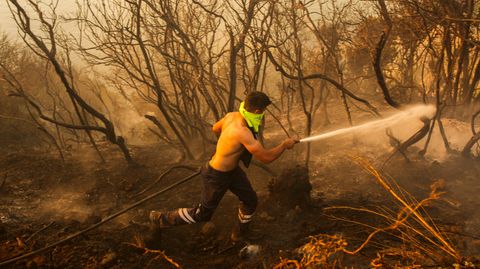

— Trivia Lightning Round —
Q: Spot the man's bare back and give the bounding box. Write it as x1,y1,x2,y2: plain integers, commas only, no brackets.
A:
209,112,296,172
209,112,250,171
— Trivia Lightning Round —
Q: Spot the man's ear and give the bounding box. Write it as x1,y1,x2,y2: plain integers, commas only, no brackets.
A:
254,108,263,114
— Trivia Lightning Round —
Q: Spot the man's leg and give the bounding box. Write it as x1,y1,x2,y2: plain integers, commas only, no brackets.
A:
150,165,230,228
228,167,258,241
149,207,197,227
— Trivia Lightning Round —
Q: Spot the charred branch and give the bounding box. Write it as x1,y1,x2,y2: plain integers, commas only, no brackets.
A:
144,115,171,143
0,174,6,191
384,117,431,165
265,48,380,116
462,133,480,158
462,107,480,157
373,31,400,108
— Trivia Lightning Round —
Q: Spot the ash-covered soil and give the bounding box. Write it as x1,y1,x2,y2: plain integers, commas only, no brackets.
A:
1,130,480,268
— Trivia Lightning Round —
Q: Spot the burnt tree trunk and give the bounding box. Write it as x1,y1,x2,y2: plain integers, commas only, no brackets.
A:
462,108,480,157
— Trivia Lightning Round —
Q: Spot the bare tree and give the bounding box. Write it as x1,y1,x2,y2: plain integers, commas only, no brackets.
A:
7,0,133,164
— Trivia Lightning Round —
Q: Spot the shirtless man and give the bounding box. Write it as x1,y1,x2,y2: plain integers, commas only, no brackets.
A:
149,92,296,241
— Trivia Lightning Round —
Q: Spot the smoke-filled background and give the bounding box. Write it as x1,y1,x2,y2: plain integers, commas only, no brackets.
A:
0,0,479,163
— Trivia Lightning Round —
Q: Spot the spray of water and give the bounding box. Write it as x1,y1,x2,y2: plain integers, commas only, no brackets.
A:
299,105,436,143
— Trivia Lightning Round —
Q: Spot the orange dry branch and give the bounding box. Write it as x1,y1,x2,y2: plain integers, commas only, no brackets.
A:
273,234,348,269
125,240,182,269
273,258,301,269
144,248,182,269
274,157,462,268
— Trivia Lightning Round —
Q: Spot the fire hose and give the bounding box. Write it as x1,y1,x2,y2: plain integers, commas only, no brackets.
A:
0,169,201,267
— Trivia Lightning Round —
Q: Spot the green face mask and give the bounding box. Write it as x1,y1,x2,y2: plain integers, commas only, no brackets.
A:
239,101,264,133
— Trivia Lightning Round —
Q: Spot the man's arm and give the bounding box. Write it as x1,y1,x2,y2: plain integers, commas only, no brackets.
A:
212,116,226,138
238,127,296,164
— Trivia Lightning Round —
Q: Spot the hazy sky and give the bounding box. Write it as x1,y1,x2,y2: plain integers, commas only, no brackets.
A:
0,0,358,40
0,2,18,36
0,1,77,38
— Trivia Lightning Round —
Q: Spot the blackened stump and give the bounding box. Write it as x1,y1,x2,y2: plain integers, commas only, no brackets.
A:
266,165,312,211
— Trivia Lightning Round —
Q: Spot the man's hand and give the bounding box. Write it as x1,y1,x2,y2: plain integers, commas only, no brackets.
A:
282,138,297,149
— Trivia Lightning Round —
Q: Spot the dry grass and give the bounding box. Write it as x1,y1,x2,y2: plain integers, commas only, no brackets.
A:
274,156,462,268
349,156,459,260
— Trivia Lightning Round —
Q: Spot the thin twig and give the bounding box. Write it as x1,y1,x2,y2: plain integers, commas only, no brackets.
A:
0,174,6,190
25,221,55,243
125,243,182,269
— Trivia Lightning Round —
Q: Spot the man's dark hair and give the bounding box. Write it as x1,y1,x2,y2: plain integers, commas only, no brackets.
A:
244,91,272,111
